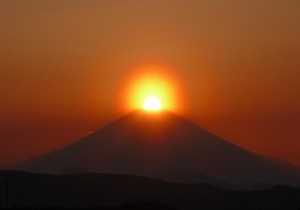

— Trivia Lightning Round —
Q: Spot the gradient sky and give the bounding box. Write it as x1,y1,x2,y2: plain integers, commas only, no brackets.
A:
0,0,299,166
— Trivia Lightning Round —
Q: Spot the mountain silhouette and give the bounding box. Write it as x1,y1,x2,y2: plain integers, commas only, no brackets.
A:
58,165,91,175
5,109,300,186
151,169,235,189
1,170,300,209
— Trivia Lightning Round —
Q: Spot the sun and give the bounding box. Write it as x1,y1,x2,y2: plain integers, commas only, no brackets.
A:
143,97,162,110
119,65,184,113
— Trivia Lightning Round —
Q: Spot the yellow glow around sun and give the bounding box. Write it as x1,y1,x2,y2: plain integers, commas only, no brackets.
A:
143,97,162,110
129,74,174,111
120,65,181,113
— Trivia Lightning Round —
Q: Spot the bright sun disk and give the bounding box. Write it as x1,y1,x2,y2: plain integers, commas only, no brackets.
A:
143,97,162,110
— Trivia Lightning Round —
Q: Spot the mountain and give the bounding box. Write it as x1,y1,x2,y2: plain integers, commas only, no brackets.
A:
1,170,300,209
150,169,235,189
4,109,300,186
263,155,300,174
58,165,91,175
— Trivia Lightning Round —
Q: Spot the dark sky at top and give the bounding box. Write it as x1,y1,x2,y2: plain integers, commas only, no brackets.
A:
0,0,299,166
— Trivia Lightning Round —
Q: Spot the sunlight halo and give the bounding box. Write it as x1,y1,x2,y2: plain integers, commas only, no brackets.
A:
143,97,162,110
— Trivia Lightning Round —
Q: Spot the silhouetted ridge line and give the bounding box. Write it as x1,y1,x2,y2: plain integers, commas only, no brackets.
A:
4,110,300,187
1,170,300,210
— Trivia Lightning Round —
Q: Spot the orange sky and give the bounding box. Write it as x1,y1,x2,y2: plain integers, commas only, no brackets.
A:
0,1,299,166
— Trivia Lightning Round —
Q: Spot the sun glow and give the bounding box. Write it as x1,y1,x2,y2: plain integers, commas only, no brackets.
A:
143,97,162,110
127,72,175,111
118,64,185,114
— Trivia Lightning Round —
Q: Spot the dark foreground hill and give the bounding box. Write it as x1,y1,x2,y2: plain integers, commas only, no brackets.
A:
1,171,300,210
5,110,300,186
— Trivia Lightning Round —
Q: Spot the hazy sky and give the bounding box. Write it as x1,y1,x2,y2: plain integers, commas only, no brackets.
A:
0,0,299,166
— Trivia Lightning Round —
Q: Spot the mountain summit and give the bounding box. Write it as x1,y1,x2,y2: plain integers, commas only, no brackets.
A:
5,109,300,185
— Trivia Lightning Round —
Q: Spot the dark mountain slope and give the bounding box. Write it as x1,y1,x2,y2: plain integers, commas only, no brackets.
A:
1,170,300,210
5,109,300,185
